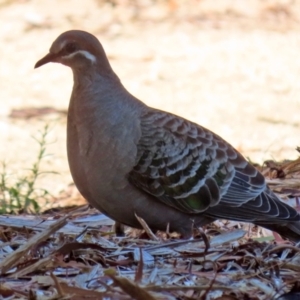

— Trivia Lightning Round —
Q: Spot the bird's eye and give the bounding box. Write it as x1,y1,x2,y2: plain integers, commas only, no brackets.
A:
65,43,78,54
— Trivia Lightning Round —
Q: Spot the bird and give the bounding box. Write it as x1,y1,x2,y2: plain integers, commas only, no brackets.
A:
35,30,300,241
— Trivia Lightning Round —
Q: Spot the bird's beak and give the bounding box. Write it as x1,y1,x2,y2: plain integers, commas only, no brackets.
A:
34,52,59,69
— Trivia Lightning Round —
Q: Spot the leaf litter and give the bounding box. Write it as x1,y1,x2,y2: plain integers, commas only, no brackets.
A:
1,153,300,299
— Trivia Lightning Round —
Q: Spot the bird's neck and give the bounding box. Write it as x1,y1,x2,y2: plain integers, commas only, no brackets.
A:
72,65,120,89
69,69,143,125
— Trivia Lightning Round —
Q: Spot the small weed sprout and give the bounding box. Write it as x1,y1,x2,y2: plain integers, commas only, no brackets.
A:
0,124,56,214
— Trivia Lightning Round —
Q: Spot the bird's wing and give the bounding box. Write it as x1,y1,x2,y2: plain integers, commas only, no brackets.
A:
129,109,297,221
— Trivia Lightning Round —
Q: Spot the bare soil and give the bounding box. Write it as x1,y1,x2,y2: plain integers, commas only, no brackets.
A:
1,0,300,208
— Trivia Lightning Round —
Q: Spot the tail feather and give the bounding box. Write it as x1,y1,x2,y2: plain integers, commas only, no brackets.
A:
256,222,300,242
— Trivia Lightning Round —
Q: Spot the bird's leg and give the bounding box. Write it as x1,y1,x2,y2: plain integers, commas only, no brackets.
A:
114,221,125,237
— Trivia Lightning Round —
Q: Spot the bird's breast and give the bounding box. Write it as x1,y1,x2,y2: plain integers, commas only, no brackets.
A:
66,98,140,206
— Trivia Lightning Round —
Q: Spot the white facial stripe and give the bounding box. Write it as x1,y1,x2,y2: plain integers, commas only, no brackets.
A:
62,50,96,64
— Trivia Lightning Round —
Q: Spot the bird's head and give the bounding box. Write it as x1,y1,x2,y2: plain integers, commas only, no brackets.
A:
35,30,111,72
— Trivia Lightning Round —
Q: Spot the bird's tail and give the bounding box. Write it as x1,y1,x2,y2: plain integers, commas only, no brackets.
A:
256,221,300,242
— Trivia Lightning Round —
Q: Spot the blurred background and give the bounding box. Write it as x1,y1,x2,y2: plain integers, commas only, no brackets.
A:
1,0,300,207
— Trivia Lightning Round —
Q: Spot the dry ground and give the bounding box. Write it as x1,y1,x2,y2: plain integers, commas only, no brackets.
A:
1,0,300,206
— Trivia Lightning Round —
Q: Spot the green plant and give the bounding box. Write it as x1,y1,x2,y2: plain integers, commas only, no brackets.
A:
0,124,55,214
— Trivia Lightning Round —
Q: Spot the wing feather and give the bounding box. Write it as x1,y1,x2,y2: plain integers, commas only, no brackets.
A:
129,109,299,222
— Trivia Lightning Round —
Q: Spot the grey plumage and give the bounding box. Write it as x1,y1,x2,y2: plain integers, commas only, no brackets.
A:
35,30,300,241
